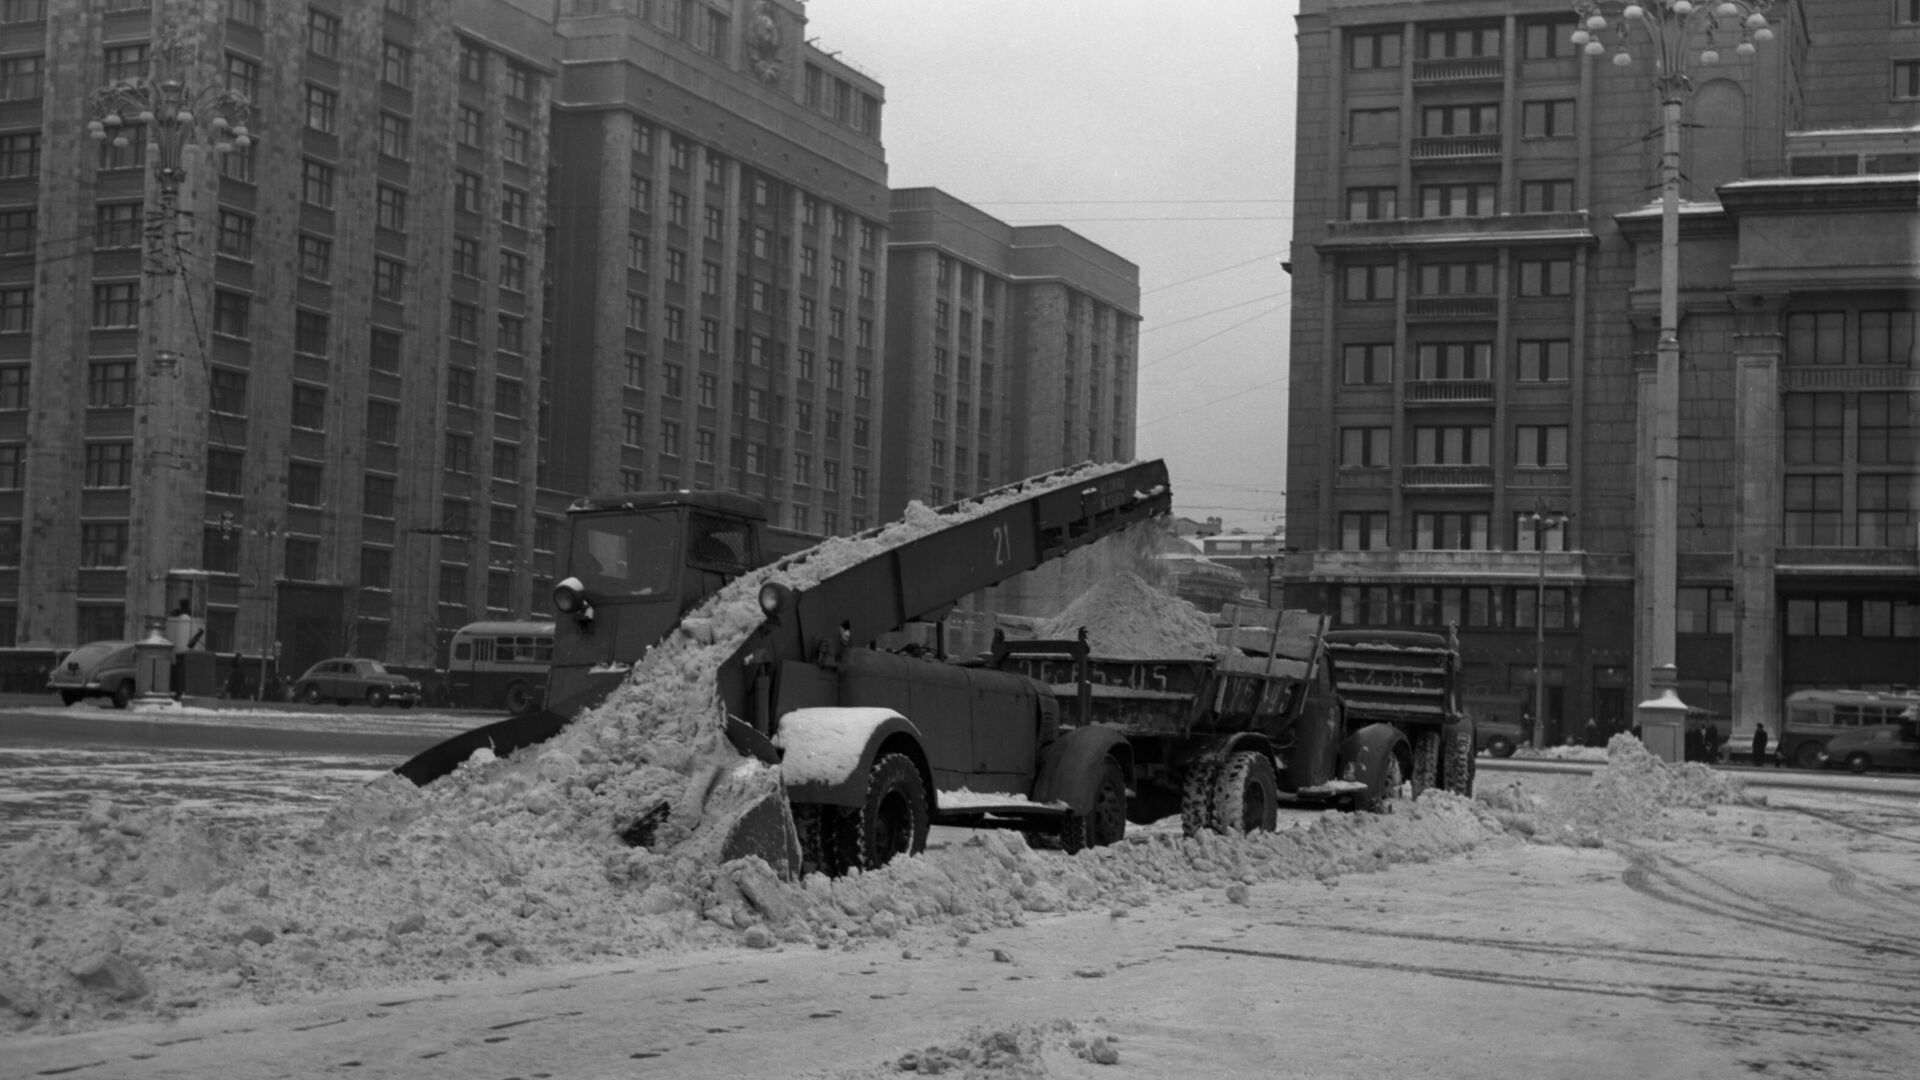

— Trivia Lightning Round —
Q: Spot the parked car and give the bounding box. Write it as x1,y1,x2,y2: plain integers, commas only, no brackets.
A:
292,658,422,708
1816,720,1920,774
1475,715,1525,758
47,640,140,708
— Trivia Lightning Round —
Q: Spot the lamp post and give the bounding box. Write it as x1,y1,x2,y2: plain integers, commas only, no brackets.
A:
1569,0,1773,734
86,32,254,638
1524,502,1569,750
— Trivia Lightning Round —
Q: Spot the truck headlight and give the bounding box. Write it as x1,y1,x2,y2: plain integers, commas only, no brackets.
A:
553,576,593,621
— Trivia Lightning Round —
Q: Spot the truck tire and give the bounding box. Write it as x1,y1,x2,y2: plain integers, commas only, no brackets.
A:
505,680,536,715
1411,730,1441,797
1355,752,1405,814
1180,759,1219,837
1060,757,1127,853
1210,751,1278,835
1442,728,1476,797
826,753,929,873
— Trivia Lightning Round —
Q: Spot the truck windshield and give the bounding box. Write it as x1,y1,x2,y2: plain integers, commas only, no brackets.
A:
569,510,681,599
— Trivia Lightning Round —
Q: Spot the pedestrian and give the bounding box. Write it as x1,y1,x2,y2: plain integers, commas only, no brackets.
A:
1703,722,1723,764
1752,722,1769,767
1582,716,1600,748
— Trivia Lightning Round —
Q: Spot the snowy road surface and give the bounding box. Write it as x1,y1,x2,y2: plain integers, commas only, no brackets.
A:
5,780,1918,1079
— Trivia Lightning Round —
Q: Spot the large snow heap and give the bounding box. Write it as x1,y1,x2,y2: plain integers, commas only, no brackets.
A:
1036,570,1219,659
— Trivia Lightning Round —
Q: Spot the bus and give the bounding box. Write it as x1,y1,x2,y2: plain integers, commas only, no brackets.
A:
1777,688,1920,769
446,620,554,714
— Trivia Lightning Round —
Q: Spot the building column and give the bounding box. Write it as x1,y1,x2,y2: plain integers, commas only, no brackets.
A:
1730,297,1784,746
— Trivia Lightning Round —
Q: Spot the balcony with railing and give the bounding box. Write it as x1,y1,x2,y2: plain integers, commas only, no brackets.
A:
1405,379,1493,404
1335,466,1392,490
1321,211,1593,250
1302,548,1629,583
1510,466,1571,489
1776,521,1920,573
1412,57,1503,84
1405,295,1498,319
1403,464,1493,489
1411,134,1501,161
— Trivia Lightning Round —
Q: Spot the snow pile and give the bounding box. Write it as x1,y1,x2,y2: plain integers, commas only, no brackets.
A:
0,786,1510,1035
1036,571,1218,659
1480,734,1755,846
834,1018,1120,1078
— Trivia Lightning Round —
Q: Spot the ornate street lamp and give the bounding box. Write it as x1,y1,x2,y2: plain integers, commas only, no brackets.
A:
84,32,256,639
1523,503,1569,751
1570,1,1773,755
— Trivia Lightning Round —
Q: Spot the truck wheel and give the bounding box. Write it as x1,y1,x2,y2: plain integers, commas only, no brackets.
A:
1442,728,1476,797
1355,752,1405,814
1210,751,1278,835
505,680,536,715
1180,759,1219,837
1411,730,1441,797
1060,757,1127,853
828,753,929,872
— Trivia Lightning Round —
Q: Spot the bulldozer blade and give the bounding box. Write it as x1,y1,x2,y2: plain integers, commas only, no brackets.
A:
725,714,781,765
717,788,804,878
393,708,575,786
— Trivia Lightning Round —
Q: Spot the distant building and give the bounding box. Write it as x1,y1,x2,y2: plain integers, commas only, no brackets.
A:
1283,0,1919,746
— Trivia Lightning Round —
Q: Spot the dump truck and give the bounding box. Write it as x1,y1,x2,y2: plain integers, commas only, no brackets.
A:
400,460,1176,873
990,613,1474,836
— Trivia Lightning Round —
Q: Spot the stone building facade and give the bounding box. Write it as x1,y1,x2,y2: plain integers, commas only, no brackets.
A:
0,0,889,676
1284,0,1919,745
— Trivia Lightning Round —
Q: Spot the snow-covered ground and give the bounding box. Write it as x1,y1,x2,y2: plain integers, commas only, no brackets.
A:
3,746,1916,1079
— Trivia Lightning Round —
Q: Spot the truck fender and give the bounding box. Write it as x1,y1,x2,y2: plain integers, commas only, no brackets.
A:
1338,723,1408,796
775,707,927,808
1034,726,1133,817
1172,731,1274,772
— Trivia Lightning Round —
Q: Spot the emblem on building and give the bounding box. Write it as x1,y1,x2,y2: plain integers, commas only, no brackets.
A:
746,1,783,83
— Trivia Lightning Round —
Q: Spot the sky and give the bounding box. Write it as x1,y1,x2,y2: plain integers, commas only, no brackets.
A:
802,0,1300,534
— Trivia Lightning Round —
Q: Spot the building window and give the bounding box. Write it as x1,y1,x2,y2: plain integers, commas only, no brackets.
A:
0,285,29,333
1516,339,1570,382
291,383,326,430
0,55,42,101
1419,182,1496,217
307,8,340,56
96,123,145,170
1861,598,1920,638
364,474,395,519
382,40,413,88
1785,311,1846,365
1415,342,1491,379
447,366,475,409
1348,108,1399,146
660,418,681,457
697,372,717,407
371,329,403,372
304,84,337,133
500,250,526,293
0,132,38,177
504,123,529,164
1422,103,1499,137
695,428,715,463
1412,512,1489,550
1859,392,1914,464
500,186,526,227
1896,60,1920,101
376,184,407,231
301,158,334,207
455,171,483,214
84,442,133,487
1784,598,1849,637
87,361,133,408
1860,310,1916,365
492,441,518,480
80,523,129,567
449,302,478,343
1344,264,1395,301
506,63,533,102
1784,392,1844,465
1900,0,1920,26
1349,28,1402,69
1340,511,1389,550
209,367,246,414
378,113,410,160
1418,262,1495,296
205,447,244,494
298,234,331,281
497,314,524,354
1858,475,1915,547
1424,25,1501,58
367,399,398,445
92,281,139,327
1414,425,1491,464
1520,179,1576,213
287,462,324,506
1522,18,1578,59
1513,587,1568,631
373,257,406,301
1522,100,1575,138
105,43,147,83
213,290,250,337
1515,425,1568,467
445,432,472,474
1784,474,1844,545
460,40,485,83
1337,585,1391,628
452,236,481,279
1347,186,1398,220
1341,426,1390,467
1343,343,1392,385
661,362,683,398
294,310,329,356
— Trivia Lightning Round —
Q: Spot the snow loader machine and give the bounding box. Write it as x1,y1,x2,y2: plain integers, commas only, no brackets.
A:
398,460,1174,875
989,613,1475,836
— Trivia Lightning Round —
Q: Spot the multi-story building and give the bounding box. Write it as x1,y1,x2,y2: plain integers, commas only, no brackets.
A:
882,186,1141,515
546,0,888,538
0,0,887,677
1284,0,1919,745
